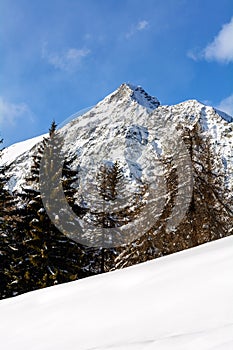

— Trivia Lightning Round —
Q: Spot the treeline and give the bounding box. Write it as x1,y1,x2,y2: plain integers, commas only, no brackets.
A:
0,122,232,299
0,124,98,299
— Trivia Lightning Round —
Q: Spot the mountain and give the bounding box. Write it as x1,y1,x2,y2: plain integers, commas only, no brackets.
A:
1,83,232,193
0,83,232,297
0,235,232,350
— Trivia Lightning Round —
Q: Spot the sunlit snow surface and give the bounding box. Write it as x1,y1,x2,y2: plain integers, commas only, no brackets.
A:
0,236,233,350
1,84,233,196
0,134,46,166
1,83,232,196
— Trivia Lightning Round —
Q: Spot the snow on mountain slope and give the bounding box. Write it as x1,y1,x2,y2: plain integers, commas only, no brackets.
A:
153,99,233,189
0,134,47,192
0,236,232,350
0,84,161,193
1,83,232,196
0,134,46,166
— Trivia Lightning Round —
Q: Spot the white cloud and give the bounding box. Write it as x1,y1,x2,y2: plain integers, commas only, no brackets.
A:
187,49,201,61
136,20,149,31
189,17,233,63
204,17,233,63
216,94,233,116
126,20,149,38
42,43,90,72
0,97,33,126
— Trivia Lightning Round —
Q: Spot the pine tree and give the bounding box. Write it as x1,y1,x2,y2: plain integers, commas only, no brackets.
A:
18,124,86,291
114,122,233,269
86,161,124,273
49,120,57,136
85,161,148,273
0,138,25,298
0,138,8,296
177,123,233,246
0,137,5,222
0,123,88,298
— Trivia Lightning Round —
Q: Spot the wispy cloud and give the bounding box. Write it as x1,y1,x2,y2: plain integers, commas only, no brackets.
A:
42,43,91,72
216,94,233,116
126,20,149,38
204,17,233,63
188,17,233,63
187,49,201,61
136,20,149,31
0,97,34,126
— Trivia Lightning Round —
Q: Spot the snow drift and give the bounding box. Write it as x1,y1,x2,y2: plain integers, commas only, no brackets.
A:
0,236,232,350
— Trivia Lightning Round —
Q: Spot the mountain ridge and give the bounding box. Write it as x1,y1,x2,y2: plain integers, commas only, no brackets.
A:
1,83,232,299
1,83,232,168
1,83,232,195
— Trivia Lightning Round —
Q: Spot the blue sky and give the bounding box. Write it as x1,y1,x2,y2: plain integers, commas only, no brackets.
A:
1,0,233,147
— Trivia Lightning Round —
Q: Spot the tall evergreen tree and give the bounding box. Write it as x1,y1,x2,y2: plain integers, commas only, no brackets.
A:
176,123,233,246
0,123,89,299
0,138,25,298
0,137,4,222
18,123,86,290
85,161,148,273
114,123,233,269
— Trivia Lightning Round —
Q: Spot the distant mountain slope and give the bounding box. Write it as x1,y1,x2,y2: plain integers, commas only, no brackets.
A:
0,134,46,167
0,235,232,350
1,83,232,194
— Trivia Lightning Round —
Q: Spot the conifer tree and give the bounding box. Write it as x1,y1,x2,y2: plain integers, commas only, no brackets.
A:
18,123,86,290
0,137,4,221
0,123,88,298
0,138,8,296
176,123,233,246
114,122,233,269
85,161,124,273
0,138,25,298
86,161,148,273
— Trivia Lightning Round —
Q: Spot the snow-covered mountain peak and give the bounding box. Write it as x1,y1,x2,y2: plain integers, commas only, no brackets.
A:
102,83,160,110
1,83,233,196
170,98,233,124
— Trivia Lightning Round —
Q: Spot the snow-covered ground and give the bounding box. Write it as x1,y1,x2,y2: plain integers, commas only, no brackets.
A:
0,236,232,350
0,134,46,166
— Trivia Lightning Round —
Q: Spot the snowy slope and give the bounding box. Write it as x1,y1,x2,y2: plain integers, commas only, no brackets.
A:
1,83,232,196
0,84,160,193
0,134,46,166
0,134,47,192
0,236,232,350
